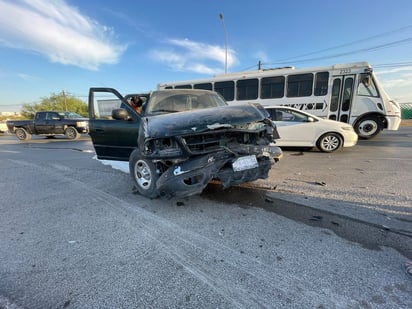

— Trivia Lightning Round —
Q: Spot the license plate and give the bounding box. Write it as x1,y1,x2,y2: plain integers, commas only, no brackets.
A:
232,155,259,172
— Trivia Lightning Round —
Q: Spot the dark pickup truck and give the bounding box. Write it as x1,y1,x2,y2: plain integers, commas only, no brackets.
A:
88,87,282,199
6,111,89,140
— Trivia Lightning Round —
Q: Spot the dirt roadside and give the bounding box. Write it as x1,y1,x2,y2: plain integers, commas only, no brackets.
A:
401,119,412,126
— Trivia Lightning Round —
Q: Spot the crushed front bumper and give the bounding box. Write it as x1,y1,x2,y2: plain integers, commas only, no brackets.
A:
155,145,282,198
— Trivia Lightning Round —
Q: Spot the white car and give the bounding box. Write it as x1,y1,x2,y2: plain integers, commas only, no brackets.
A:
265,106,358,152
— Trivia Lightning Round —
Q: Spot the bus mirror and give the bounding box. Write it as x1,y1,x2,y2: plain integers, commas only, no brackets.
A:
362,75,371,87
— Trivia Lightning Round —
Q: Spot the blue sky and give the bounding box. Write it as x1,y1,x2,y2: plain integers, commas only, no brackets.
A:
0,0,411,112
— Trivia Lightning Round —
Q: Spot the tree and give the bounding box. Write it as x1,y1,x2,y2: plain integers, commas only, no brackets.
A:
20,91,88,119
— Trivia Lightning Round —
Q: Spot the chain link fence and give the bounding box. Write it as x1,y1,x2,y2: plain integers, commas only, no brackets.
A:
400,103,412,119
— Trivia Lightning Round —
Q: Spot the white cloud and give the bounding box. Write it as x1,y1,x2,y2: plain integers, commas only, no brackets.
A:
17,73,35,80
150,38,238,75
375,66,412,76
375,67,412,102
381,77,412,89
0,0,126,70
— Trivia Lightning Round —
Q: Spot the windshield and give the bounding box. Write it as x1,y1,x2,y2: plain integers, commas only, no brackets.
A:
357,73,379,97
146,90,227,115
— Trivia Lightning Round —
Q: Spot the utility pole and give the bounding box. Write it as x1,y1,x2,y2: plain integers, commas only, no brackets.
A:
62,90,67,111
219,13,228,74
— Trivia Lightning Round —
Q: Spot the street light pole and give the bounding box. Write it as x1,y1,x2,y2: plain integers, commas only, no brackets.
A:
219,13,228,74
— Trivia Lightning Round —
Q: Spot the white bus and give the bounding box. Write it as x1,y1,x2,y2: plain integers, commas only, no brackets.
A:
158,62,401,139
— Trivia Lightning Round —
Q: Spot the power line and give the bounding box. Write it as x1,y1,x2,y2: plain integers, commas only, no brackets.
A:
241,24,412,71
274,24,412,63
263,37,412,67
373,62,412,68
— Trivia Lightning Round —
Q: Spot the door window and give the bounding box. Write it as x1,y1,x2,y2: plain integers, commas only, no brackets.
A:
273,109,309,122
342,78,354,112
330,79,341,112
91,92,122,119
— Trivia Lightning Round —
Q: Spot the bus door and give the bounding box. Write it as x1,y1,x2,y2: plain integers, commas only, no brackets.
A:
329,75,355,123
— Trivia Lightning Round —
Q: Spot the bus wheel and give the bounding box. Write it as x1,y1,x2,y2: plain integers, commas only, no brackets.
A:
317,133,342,153
354,116,382,139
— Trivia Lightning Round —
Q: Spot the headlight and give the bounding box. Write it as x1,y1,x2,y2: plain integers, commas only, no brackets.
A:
76,121,87,127
143,138,183,157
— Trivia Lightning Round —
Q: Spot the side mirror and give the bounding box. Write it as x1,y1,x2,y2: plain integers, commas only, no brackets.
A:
307,116,315,122
112,108,130,120
362,75,371,87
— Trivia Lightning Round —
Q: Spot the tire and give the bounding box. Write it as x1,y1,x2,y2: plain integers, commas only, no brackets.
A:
317,133,342,153
65,127,79,139
354,116,382,139
129,149,160,198
15,128,32,141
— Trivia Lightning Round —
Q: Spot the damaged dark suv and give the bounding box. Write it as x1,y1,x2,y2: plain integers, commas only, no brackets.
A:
88,88,282,198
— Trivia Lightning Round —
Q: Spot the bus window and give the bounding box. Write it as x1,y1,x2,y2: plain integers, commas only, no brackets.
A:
358,73,378,97
342,78,353,111
215,81,235,101
341,114,348,123
330,79,341,112
287,73,313,97
194,83,212,90
175,84,192,89
314,72,329,96
261,76,285,99
237,78,258,100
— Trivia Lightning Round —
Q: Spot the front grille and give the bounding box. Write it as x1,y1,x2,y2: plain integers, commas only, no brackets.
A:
182,131,258,155
182,132,223,154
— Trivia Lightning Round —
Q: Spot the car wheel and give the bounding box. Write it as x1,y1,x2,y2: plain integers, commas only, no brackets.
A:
129,149,160,198
65,127,79,139
317,133,342,153
15,128,32,141
354,116,382,139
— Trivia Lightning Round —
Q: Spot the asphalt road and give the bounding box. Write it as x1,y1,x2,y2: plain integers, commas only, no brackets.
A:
0,129,411,309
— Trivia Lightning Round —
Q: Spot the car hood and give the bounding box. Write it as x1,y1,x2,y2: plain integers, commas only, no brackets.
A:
143,104,269,138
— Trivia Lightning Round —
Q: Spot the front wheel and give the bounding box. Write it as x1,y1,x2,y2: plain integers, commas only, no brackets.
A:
354,116,382,139
317,133,342,153
129,149,160,199
15,128,32,141
65,127,79,139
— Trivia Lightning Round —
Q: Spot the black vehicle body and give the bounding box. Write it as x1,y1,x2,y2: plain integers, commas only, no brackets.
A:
6,111,89,140
88,88,282,198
